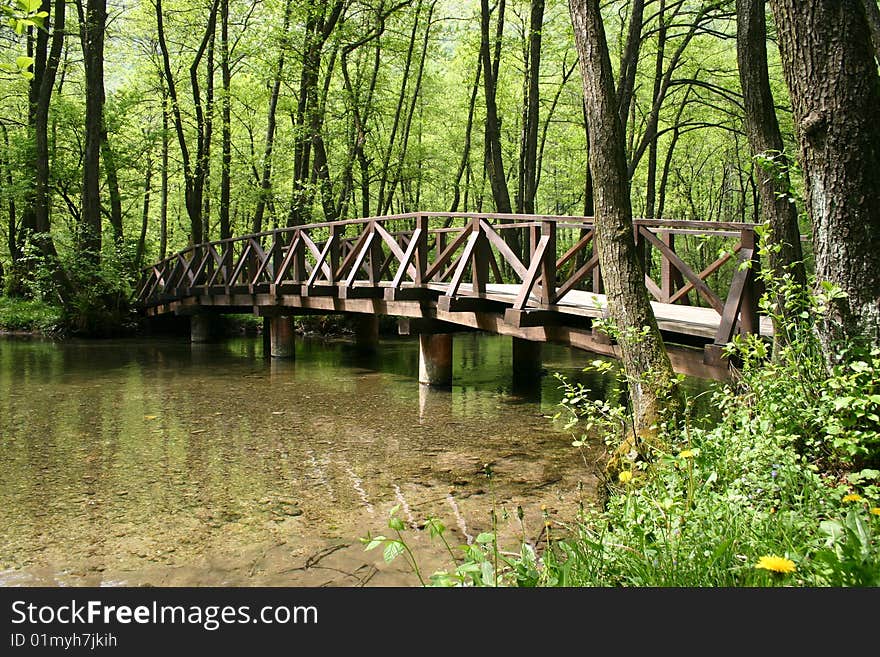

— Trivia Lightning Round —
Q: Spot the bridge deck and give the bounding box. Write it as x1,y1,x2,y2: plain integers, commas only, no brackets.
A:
137,213,771,380
425,282,773,340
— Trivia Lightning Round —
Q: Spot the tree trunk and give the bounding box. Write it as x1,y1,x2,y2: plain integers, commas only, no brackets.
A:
862,0,880,65
1,125,20,266
616,0,644,137
569,0,679,446
519,0,543,215
252,0,292,235
135,149,152,269
79,0,106,263
450,56,482,212
644,0,666,219
381,1,436,216
736,0,805,338
159,88,169,261
481,0,513,214
769,0,880,358
288,0,344,226
219,0,232,240
22,0,69,300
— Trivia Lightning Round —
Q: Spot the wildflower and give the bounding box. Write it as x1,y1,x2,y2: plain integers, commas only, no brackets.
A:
755,555,796,574
870,508,880,516
678,449,694,459
842,493,864,503
618,470,633,484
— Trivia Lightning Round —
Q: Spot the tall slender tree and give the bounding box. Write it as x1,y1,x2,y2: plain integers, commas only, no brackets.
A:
569,0,679,447
736,0,805,331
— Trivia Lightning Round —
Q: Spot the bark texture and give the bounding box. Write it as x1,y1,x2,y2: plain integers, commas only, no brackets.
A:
569,0,679,442
736,0,805,289
769,0,880,357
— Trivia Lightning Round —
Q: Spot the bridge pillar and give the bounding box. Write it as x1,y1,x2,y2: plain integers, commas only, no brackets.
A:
352,314,379,352
190,314,218,343
269,316,296,359
418,333,453,387
512,337,542,383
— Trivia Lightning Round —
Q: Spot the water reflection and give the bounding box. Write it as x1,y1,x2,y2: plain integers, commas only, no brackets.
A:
0,331,717,586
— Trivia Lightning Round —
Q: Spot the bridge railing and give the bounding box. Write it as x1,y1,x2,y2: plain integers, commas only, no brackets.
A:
136,212,761,348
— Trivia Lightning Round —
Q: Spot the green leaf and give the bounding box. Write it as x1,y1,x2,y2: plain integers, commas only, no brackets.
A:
15,55,33,70
388,516,405,531
363,535,387,552
383,541,405,563
475,532,495,545
480,561,494,585
18,0,43,13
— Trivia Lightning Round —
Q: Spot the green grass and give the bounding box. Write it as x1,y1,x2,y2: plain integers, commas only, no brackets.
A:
0,296,63,333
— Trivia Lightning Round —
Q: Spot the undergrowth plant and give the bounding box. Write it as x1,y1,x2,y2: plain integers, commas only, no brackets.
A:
362,228,880,586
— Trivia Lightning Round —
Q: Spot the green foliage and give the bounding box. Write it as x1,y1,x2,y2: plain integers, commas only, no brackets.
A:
16,237,138,336
538,261,880,586
0,295,61,332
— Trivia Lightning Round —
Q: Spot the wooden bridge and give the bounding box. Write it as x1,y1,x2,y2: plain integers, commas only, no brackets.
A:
135,212,770,382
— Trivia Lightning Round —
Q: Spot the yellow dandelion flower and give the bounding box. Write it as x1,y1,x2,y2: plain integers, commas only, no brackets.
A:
870,507,880,516
755,555,796,574
842,493,864,503
618,470,633,484
678,449,695,459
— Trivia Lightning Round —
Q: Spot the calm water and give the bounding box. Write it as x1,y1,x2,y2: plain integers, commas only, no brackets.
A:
0,330,714,586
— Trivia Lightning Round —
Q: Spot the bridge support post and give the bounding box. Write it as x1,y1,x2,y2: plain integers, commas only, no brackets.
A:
262,317,271,357
269,316,296,359
190,314,218,343
512,338,542,380
352,314,379,352
418,333,453,387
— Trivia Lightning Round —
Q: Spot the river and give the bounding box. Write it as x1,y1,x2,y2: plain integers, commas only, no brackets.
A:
0,330,712,586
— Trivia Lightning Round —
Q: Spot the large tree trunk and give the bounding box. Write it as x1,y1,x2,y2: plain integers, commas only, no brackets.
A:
737,0,804,289
21,0,69,300
769,0,880,358
79,0,106,263
288,0,344,226
569,0,679,445
517,0,543,215
480,0,513,214
381,1,435,216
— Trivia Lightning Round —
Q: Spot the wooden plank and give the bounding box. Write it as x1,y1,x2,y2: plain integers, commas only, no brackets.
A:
300,231,334,281
391,228,423,290
383,286,440,302
424,226,472,281
273,234,303,285
304,233,337,288
668,243,740,304
479,218,527,279
514,234,551,310
343,229,377,288
555,253,599,301
556,229,594,270
374,222,418,281
335,226,373,281
445,231,481,297
504,308,592,329
638,226,724,313
437,295,509,313
227,242,254,288
712,248,754,345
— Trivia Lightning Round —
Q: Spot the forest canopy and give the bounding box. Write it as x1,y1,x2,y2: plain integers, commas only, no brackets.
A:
0,1,794,280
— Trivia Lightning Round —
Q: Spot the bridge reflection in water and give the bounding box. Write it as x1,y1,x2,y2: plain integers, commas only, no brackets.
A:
137,212,771,383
